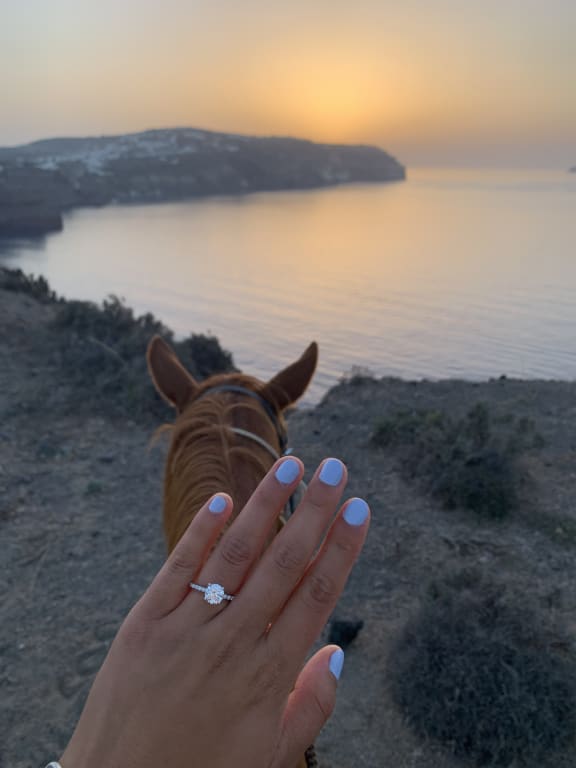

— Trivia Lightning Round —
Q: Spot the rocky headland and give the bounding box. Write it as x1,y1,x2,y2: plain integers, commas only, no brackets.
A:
0,128,405,238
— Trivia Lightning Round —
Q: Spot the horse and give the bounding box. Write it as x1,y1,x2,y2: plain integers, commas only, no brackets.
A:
147,334,319,768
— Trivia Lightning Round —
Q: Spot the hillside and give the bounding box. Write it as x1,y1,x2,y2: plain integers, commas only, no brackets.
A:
0,128,405,238
2,269,576,768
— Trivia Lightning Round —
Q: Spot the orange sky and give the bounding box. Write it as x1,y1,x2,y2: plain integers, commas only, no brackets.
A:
1,0,575,166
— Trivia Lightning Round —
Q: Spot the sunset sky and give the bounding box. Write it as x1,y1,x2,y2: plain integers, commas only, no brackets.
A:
1,0,575,166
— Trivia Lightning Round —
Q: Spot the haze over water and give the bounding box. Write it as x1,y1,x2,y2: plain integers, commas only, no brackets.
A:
2,167,575,405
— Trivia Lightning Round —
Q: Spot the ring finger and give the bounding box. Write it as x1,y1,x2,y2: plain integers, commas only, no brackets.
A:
138,492,233,621
183,455,305,620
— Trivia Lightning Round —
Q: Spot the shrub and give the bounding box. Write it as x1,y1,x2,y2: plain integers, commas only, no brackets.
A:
433,450,517,520
1,268,237,419
340,365,376,386
387,569,576,766
371,403,540,519
176,333,234,380
53,295,236,419
0,267,58,303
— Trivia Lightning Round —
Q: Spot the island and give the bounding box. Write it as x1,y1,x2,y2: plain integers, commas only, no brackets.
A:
0,128,405,238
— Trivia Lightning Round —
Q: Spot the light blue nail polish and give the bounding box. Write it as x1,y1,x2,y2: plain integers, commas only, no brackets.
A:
275,458,300,485
319,458,344,486
329,648,345,680
343,498,369,526
209,495,227,514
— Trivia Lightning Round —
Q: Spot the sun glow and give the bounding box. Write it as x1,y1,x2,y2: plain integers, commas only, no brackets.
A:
2,0,576,164
245,49,426,144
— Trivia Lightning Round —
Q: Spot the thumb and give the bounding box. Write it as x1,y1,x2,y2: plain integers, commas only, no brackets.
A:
276,645,344,768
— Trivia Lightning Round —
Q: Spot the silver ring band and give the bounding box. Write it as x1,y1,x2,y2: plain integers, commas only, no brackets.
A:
190,582,234,605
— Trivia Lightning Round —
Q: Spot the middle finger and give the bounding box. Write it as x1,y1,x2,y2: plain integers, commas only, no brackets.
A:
222,457,348,635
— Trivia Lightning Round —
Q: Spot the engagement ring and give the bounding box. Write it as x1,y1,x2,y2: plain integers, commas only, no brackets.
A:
189,582,234,605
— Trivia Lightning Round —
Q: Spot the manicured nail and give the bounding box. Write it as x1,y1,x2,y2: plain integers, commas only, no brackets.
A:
343,498,369,526
209,495,227,514
275,458,300,485
329,648,345,680
319,458,344,486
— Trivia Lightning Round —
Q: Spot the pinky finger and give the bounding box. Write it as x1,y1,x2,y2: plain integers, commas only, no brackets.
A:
138,494,233,620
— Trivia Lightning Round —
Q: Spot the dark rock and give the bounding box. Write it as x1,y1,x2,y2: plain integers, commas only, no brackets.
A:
0,164,69,237
328,619,365,649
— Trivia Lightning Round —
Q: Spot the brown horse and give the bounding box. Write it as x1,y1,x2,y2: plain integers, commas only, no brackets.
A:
147,334,319,768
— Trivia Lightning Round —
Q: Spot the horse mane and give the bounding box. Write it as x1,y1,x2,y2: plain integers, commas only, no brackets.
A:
158,372,286,550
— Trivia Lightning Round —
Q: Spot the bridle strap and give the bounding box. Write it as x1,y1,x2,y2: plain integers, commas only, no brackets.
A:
227,426,308,518
192,384,304,517
227,427,280,461
195,384,288,453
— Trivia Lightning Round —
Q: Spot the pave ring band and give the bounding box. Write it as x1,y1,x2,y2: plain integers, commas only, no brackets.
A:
190,582,235,605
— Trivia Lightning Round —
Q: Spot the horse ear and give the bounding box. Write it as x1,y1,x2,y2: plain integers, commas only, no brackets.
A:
147,335,199,412
261,342,318,410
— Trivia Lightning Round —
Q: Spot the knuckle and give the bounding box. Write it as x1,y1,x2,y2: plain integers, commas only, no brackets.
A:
304,572,338,609
304,493,328,516
273,540,308,574
252,484,279,517
220,534,252,568
168,552,194,578
311,687,335,722
117,613,154,656
334,535,355,555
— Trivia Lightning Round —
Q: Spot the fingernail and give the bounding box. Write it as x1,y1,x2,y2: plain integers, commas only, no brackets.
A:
329,648,345,680
275,458,300,485
343,498,369,526
209,495,227,514
319,458,344,486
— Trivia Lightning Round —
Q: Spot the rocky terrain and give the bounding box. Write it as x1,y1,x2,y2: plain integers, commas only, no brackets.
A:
0,128,405,237
2,270,576,768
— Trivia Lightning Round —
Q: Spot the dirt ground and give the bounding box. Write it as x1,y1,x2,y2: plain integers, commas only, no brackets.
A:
2,286,576,768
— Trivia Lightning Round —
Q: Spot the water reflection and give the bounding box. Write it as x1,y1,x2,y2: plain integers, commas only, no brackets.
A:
2,168,575,403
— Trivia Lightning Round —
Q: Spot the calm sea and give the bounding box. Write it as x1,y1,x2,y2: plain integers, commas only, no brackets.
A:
2,167,575,404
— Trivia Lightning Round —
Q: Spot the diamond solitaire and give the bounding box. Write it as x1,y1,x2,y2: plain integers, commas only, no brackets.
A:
189,581,234,605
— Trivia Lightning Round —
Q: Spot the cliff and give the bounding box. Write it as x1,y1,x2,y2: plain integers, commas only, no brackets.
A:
0,128,405,238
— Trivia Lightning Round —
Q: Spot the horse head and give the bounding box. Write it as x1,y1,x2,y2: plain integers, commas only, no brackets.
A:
147,335,318,553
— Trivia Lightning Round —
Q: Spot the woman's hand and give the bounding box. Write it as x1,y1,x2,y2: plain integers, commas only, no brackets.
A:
60,456,370,768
